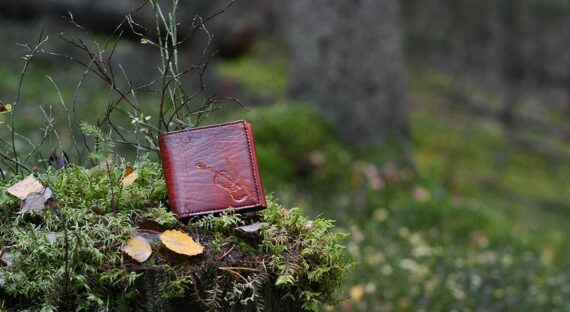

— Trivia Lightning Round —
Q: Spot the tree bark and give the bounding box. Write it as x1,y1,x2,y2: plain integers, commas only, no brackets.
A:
286,0,409,148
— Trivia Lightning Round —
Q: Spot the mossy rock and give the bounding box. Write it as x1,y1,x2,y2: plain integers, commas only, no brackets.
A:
0,162,352,311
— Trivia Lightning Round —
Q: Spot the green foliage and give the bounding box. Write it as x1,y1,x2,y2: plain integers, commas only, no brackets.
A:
195,209,244,234
221,100,570,310
259,199,353,311
166,199,353,311
0,162,351,311
229,104,353,198
342,181,570,311
139,205,177,227
0,161,166,310
217,43,288,98
80,122,114,164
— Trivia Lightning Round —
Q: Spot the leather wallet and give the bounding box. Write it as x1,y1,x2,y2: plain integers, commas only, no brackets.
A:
159,120,267,218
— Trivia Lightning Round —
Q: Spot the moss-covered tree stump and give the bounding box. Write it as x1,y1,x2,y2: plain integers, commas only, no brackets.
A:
0,163,351,311
134,266,300,312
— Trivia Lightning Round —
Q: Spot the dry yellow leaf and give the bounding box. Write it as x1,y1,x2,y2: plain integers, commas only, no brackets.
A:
121,170,139,187
7,174,45,200
124,166,134,177
160,230,204,257
122,235,152,263
0,104,12,114
350,284,365,301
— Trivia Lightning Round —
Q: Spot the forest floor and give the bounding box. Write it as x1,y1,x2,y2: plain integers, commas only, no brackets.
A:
216,43,570,311
1,35,570,310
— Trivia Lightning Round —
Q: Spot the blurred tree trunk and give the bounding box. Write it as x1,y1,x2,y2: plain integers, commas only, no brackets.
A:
286,0,409,149
0,0,145,37
494,0,523,174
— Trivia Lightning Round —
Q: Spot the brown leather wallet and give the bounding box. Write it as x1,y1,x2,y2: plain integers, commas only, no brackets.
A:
159,120,267,218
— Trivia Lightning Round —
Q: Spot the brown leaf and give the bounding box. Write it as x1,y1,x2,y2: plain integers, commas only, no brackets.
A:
122,236,152,263
138,220,166,232
121,170,139,187
7,174,44,200
160,230,204,257
91,206,106,215
124,166,134,177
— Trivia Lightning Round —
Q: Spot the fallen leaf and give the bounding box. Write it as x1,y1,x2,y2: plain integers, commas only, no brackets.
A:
122,236,152,263
7,174,44,200
17,188,51,215
121,170,139,187
0,104,12,114
160,230,204,257
234,223,269,234
0,247,13,267
124,166,134,177
234,222,268,244
42,187,53,201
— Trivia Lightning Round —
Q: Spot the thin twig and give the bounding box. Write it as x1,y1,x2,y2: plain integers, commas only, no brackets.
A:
218,244,235,260
0,150,31,172
11,30,48,174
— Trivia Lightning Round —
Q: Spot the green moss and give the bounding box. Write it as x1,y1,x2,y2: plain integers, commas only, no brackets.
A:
259,199,353,311
0,161,165,310
0,162,351,311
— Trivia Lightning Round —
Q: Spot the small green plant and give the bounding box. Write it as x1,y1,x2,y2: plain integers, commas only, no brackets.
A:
259,199,353,311
0,161,166,310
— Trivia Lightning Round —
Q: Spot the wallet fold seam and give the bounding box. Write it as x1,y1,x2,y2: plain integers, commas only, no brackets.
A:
242,122,262,207
158,120,246,137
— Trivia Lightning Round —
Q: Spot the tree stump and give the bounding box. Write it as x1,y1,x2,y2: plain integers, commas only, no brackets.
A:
129,222,304,311
134,267,301,312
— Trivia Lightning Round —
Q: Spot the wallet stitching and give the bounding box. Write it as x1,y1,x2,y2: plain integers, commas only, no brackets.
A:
242,122,262,206
159,120,245,138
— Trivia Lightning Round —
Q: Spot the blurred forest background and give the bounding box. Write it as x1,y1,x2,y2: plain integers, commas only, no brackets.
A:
0,0,569,310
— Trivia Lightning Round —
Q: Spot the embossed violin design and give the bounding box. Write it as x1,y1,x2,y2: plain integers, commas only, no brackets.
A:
195,159,252,201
